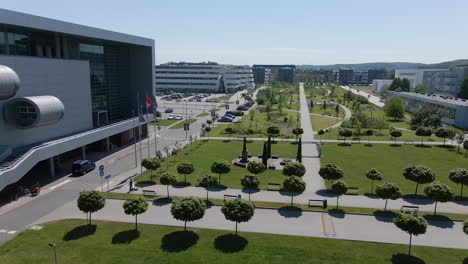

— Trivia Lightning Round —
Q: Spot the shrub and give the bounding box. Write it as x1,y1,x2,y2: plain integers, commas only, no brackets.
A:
282,162,306,177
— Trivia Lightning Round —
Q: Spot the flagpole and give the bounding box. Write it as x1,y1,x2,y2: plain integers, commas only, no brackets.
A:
138,92,143,173
153,98,157,155
146,92,151,158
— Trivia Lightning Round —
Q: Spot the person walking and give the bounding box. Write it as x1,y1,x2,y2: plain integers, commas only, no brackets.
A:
129,179,134,192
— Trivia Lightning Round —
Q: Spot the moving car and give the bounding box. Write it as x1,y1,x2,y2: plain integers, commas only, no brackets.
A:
72,160,96,176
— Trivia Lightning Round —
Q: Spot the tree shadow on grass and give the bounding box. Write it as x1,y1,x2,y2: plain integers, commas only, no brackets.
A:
373,210,397,222
214,234,248,253
463,257,468,264
364,144,373,147
389,144,402,147
112,229,140,244
415,144,432,149
391,253,425,264
337,143,352,147
423,215,454,228
63,225,96,241
435,145,453,150
135,181,155,186
172,182,191,188
161,231,199,252
277,206,303,218
328,208,345,219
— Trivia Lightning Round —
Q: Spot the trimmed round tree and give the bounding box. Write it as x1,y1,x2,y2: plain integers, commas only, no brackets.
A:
247,161,266,175
266,126,280,141
435,127,452,145
389,130,402,144
365,129,374,144
424,181,453,215
221,198,255,235
403,165,436,195
283,176,306,207
375,182,403,211
211,160,231,185
141,158,161,179
198,174,219,201
282,162,306,177
415,127,432,145
331,181,348,208
366,169,383,194
123,197,148,230
464,221,468,235
292,127,304,142
449,168,468,198
338,128,353,143
177,162,195,184
393,211,428,256
171,197,206,231
77,190,106,225
319,163,344,183
160,172,177,198
241,174,260,201
317,129,325,142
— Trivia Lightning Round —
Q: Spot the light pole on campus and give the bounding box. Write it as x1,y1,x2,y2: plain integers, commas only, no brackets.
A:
130,110,137,168
48,243,57,264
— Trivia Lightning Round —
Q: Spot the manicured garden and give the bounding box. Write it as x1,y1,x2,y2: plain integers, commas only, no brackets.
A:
169,119,198,129
135,139,298,189
310,115,341,131
1,219,465,264
321,143,468,196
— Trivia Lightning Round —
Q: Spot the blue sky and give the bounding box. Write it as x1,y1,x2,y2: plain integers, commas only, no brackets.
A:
3,0,468,65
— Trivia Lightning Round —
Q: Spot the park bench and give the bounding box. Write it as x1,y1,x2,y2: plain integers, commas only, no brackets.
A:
404,140,414,145
268,165,276,170
351,138,361,144
142,189,156,197
308,199,328,209
224,194,240,201
267,183,281,191
346,187,359,195
401,205,419,212
272,154,279,159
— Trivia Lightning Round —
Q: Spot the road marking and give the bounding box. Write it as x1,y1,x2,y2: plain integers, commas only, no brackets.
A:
49,179,71,190
0,229,6,233
7,230,16,234
321,214,335,237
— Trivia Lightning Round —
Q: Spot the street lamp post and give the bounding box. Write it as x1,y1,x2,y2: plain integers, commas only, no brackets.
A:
130,110,137,168
48,243,57,264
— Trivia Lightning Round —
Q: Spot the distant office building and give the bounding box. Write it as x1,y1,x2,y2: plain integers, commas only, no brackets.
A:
367,69,386,82
337,69,354,84
155,62,254,93
252,65,296,83
0,9,155,192
395,69,444,89
387,91,468,129
372,79,393,94
395,68,464,97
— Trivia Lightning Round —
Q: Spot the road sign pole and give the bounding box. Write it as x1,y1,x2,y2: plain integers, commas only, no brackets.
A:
100,176,103,192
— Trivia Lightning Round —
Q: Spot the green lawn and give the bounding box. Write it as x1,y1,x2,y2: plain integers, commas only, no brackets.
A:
208,108,300,139
310,115,341,131
197,112,210,117
321,143,468,196
210,108,220,112
169,119,198,129
310,106,345,118
135,139,298,189
1,219,466,264
149,119,180,126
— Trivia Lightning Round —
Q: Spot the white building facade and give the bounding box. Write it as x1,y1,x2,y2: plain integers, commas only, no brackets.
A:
395,68,464,97
372,79,393,94
155,62,254,93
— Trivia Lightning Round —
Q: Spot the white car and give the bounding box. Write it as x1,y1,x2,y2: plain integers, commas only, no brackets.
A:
167,114,175,120
175,115,183,120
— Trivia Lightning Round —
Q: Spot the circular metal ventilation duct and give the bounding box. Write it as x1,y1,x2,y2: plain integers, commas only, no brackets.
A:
3,96,64,129
0,65,20,100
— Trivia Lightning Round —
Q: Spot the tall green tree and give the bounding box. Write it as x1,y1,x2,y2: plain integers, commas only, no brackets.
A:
375,182,403,211
448,168,468,198
319,163,344,183
292,127,304,142
393,211,428,256
385,97,405,120
365,129,374,144
221,199,255,235
458,78,468,99
366,169,383,193
414,84,428,93
415,127,432,145
77,191,106,225
171,197,206,231
210,160,231,184
261,142,268,167
411,107,442,129
267,126,280,141
331,181,348,208
241,174,260,201
123,197,148,230
198,174,219,201
141,158,161,179
403,165,436,195
435,127,453,145
400,78,411,92
283,176,306,207
389,78,402,91
338,128,353,143
424,181,453,215
177,162,195,184
296,138,302,163
390,130,402,144
283,162,306,177
160,173,177,197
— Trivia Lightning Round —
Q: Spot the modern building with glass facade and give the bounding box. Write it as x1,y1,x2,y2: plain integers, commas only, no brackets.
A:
0,9,155,192
395,68,464,97
387,91,468,129
155,62,254,93
252,65,295,83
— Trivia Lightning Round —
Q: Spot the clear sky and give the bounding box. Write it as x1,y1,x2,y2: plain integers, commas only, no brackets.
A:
3,0,468,65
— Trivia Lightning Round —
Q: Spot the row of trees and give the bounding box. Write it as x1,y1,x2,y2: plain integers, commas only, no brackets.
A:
77,191,254,235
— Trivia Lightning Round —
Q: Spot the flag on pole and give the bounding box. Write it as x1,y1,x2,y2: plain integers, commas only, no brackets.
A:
145,95,152,121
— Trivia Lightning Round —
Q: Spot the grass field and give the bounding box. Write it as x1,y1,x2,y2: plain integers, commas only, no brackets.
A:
150,119,180,126
169,119,198,129
1,219,466,264
310,115,341,131
196,112,210,117
208,108,300,139
321,143,468,196
135,139,298,189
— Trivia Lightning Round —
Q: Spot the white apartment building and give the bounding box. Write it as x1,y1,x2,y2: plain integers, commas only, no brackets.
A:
155,62,254,93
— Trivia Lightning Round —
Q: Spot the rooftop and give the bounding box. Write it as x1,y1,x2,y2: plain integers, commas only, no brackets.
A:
390,91,468,106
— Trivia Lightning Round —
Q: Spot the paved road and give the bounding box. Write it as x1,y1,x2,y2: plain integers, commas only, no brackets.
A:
341,85,384,107
35,198,468,250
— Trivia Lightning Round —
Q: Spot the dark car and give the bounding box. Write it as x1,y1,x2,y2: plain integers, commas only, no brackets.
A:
218,116,233,122
165,108,174,113
72,160,96,176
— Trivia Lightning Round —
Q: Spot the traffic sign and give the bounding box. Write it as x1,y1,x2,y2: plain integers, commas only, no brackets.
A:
210,111,215,117
99,165,104,172
225,104,229,109
236,100,239,105
99,170,104,177
184,123,190,131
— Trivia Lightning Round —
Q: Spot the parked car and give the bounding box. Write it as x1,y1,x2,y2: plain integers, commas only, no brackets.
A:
165,108,174,113
72,160,96,176
226,111,236,115
224,114,236,119
237,105,248,111
167,114,175,120
218,116,233,122
175,115,183,120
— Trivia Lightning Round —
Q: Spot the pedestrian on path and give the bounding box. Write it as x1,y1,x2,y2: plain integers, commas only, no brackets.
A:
129,179,133,192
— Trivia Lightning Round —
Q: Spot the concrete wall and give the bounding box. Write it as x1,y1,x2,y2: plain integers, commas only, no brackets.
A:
0,55,93,148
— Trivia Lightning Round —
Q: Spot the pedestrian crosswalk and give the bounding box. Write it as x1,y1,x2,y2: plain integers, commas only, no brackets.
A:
58,181,96,191
0,229,16,235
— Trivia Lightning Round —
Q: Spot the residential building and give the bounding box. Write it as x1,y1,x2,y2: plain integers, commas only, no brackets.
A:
155,62,254,93
252,65,296,83
387,91,468,129
372,79,393,94
0,9,155,192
